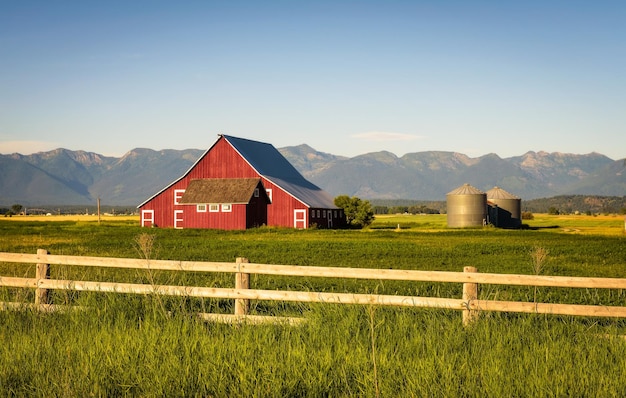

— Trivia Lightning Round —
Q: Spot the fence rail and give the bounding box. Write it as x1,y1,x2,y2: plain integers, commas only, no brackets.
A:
1,250,626,324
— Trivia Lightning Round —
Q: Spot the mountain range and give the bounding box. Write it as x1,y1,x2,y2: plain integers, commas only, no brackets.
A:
1,146,624,207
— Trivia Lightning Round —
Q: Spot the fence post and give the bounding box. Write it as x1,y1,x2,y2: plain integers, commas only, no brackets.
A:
35,249,50,306
462,266,478,326
235,257,250,316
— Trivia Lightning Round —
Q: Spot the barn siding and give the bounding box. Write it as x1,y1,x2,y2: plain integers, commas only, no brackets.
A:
261,179,307,227
182,204,248,230
188,139,258,179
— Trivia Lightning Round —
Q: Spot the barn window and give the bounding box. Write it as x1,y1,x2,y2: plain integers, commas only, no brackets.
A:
222,204,232,212
266,189,272,202
254,188,259,197
323,210,326,218
209,204,219,212
174,189,185,205
197,204,207,212
317,210,321,218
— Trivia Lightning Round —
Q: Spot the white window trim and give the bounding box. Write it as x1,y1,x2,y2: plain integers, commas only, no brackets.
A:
254,188,259,198
209,204,219,212
141,210,154,227
174,210,184,229
197,204,207,212
221,204,232,212
265,189,273,202
294,209,307,229
174,189,185,205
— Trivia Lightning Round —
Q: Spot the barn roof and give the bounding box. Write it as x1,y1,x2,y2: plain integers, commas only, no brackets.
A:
222,135,337,209
179,178,265,204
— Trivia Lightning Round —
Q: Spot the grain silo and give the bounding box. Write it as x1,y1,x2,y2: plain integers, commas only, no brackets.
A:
486,186,522,228
446,183,487,228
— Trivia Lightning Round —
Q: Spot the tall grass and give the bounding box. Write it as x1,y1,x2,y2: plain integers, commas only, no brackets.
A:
1,297,625,396
1,217,626,395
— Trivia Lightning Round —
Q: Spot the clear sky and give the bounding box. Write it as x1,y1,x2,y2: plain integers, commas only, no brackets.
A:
1,1,625,160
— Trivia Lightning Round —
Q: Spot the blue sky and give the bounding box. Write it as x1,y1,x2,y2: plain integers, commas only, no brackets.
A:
1,1,625,160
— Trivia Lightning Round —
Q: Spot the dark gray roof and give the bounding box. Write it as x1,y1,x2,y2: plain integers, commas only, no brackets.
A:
179,178,263,204
223,135,337,209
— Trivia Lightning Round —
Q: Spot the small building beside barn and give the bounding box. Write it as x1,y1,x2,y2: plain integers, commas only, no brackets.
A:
446,183,522,229
486,186,522,229
137,135,345,230
446,183,487,228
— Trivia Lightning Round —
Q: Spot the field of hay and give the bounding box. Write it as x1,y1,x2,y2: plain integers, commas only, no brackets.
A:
4,214,139,222
6,212,625,236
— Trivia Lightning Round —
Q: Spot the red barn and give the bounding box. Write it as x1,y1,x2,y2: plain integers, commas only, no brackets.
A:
137,135,346,230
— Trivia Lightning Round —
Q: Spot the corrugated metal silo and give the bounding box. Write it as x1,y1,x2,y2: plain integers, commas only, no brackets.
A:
446,183,487,228
486,186,522,228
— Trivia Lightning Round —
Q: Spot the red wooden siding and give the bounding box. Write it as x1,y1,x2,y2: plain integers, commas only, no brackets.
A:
181,204,247,230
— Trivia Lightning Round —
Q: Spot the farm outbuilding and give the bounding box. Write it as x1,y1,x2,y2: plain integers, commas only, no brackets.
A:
137,135,345,230
446,183,487,228
486,186,522,229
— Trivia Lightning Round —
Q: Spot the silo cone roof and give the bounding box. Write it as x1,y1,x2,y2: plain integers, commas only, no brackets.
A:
486,186,520,199
447,183,484,196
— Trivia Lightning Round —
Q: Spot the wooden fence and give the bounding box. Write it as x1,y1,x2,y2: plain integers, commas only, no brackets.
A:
1,249,626,325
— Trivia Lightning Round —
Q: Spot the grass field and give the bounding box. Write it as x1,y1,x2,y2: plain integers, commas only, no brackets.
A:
1,214,625,396
6,212,625,235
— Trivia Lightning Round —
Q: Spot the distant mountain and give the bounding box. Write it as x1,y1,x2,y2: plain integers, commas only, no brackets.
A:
0,145,623,207
0,148,203,206
281,146,623,201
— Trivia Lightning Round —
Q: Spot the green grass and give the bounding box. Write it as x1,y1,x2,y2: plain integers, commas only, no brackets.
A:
1,216,626,396
1,302,625,396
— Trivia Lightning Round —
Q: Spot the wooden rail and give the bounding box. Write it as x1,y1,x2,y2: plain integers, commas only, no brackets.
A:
1,250,626,324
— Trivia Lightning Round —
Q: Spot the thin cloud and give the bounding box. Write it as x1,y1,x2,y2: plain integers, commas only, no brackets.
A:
351,132,423,142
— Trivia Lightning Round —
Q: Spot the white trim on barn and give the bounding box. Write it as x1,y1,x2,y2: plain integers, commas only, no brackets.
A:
174,210,184,229
294,209,307,229
141,210,154,227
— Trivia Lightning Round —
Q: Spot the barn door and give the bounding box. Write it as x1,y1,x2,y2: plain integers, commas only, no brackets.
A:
294,209,306,229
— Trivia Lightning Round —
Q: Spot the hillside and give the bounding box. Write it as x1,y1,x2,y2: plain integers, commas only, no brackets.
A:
281,146,623,201
0,145,623,207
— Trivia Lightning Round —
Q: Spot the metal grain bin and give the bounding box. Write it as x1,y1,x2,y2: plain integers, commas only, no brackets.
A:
486,186,522,228
446,184,487,228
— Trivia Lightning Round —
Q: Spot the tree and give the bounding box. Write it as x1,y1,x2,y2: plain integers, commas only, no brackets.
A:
11,204,23,215
373,206,388,215
334,195,375,228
